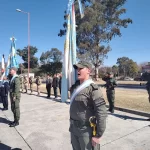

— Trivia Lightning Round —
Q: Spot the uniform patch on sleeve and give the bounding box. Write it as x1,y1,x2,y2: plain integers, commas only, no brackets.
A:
90,83,98,90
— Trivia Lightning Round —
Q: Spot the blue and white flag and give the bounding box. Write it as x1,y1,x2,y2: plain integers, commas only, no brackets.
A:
78,0,84,18
5,37,19,76
1,54,5,80
61,0,84,102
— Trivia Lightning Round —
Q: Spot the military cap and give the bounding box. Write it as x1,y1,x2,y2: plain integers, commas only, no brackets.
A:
10,67,18,71
73,61,92,70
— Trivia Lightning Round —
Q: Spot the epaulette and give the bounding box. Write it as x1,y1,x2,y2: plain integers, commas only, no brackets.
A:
90,83,98,90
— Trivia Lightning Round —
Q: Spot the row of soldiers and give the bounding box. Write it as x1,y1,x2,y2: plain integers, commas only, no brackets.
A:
19,74,62,98
20,76,41,95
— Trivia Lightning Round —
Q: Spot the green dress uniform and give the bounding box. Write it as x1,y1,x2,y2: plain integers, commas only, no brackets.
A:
146,80,150,103
10,75,21,124
70,82,107,150
102,74,117,113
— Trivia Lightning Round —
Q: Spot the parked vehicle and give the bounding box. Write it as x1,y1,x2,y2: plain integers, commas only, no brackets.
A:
124,77,134,81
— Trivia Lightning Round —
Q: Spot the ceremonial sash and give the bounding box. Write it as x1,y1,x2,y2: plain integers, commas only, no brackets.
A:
10,74,18,83
70,79,94,106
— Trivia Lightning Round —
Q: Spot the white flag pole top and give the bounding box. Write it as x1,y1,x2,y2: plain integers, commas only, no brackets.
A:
10,37,17,41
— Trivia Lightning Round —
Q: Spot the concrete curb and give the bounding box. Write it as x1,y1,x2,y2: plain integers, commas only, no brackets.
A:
29,89,150,118
106,105,150,118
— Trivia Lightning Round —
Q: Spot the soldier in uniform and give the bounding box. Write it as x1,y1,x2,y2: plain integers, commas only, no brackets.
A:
58,73,62,95
23,76,28,93
29,76,34,94
102,72,117,113
19,76,24,92
46,74,53,98
9,67,21,127
36,76,41,96
70,61,107,150
52,74,59,99
1,76,9,111
146,77,150,121
146,78,150,103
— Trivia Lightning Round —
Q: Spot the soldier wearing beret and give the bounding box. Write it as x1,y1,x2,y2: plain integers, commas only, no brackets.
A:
9,67,21,127
69,61,107,150
102,72,117,113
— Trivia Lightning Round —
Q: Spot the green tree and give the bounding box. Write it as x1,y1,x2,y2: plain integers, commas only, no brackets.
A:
17,46,39,68
117,57,138,77
50,48,62,62
112,65,119,76
59,0,132,80
39,62,62,76
39,48,62,75
127,60,139,77
17,63,25,74
40,48,62,64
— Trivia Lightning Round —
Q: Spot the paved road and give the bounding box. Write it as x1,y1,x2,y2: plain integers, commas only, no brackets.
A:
0,92,150,150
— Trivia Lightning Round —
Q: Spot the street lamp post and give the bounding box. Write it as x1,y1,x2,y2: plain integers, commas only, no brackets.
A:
16,9,30,85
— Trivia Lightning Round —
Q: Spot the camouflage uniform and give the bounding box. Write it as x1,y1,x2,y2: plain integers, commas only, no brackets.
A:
36,76,41,96
29,76,34,94
23,76,28,93
19,76,24,92
70,61,107,150
10,74,21,125
102,72,117,113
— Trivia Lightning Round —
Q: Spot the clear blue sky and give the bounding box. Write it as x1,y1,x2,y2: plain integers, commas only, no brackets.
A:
0,0,149,66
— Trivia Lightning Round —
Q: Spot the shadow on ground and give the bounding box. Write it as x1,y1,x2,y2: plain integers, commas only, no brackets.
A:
0,117,10,125
0,143,22,150
111,113,149,121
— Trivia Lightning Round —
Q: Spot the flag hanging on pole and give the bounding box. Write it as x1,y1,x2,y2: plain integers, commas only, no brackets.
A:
78,0,84,18
61,0,84,103
1,54,5,80
5,37,19,76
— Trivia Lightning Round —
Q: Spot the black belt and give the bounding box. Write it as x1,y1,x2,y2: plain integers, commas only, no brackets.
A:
70,118,90,127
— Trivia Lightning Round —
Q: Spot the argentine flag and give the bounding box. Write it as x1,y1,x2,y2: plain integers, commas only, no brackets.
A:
5,37,19,76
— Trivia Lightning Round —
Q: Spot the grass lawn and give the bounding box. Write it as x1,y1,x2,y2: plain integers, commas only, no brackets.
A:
32,81,150,113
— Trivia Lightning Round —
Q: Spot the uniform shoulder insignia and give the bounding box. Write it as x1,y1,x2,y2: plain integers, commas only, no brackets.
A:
90,83,98,90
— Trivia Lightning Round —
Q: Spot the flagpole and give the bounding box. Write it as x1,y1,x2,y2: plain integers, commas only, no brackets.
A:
16,9,30,86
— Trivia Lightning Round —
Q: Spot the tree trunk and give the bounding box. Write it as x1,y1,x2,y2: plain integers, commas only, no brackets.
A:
95,66,99,81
